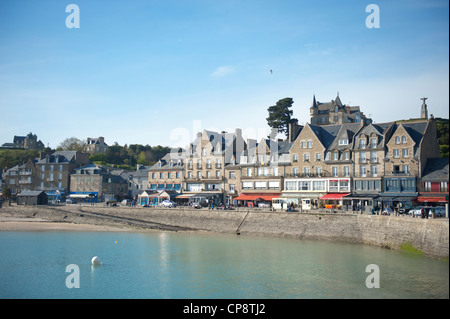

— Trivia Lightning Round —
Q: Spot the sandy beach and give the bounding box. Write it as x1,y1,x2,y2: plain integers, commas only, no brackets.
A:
0,211,130,232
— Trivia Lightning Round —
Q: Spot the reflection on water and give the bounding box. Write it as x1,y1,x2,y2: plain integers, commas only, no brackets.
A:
0,231,448,299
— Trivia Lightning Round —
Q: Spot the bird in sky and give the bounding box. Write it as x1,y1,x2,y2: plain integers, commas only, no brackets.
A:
270,69,272,74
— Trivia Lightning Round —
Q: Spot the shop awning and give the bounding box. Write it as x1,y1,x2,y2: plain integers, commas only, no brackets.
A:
416,196,447,203
319,193,350,200
235,194,280,201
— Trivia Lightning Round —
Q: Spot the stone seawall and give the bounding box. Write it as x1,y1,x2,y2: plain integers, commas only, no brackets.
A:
2,205,448,259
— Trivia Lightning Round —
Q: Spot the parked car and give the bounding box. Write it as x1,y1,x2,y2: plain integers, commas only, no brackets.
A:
408,206,425,217
397,207,411,215
428,207,446,218
190,202,201,209
161,200,177,208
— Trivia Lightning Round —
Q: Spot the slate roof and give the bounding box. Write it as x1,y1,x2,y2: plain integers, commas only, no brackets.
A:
17,191,46,196
421,158,449,181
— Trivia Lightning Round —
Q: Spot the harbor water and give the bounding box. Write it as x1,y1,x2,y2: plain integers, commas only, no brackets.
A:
0,231,448,299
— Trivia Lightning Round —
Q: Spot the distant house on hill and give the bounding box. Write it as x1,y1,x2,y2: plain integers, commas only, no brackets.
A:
84,137,108,154
309,93,371,126
1,132,45,151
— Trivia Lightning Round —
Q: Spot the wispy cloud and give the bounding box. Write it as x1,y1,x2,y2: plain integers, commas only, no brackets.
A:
210,65,235,78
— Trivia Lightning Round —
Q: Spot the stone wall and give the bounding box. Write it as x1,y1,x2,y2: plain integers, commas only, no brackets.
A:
2,205,448,259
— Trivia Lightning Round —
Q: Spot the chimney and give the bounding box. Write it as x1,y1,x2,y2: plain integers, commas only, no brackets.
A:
235,128,242,138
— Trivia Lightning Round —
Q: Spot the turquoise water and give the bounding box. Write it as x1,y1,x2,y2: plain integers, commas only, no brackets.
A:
0,231,448,299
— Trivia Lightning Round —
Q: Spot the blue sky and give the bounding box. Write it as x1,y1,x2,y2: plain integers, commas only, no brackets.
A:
0,0,448,149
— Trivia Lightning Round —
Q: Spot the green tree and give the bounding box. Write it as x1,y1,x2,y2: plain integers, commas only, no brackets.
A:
56,137,85,152
266,97,298,137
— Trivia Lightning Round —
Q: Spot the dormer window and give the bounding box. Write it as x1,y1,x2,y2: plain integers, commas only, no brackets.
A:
338,139,348,145
158,161,162,168
177,160,182,167
169,161,174,167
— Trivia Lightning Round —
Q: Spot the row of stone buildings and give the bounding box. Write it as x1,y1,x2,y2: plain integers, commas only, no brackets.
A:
143,115,447,211
2,95,447,210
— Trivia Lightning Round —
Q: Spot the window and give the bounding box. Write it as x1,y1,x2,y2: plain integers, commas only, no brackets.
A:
301,141,306,148
273,167,279,176
370,151,377,163
242,181,253,189
333,152,338,160
332,166,338,177
402,136,407,143
304,153,310,162
402,149,409,158
216,170,220,178
370,138,377,148
292,167,299,176
159,172,164,178
187,172,192,179
286,181,297,191
247,168,252,177
315,153,321,161
257,167,263,176
402,165,410,174
343,166,350,177
344,152,350,160
395,136,400,144
229,171,236,179
176,172,180,179
268,181,280,189
360,166,366,177
168,172,172,179
423,182,431,192
304,167,310,175
206,171,210,178
293,154,299,162
359,139,366,148
339,139,348,145
393,149,400,158
329,180,339,191
307,140,313,148
371,165,377,177
440,182,448,193
206,159,211,169
197,171,201,178
313,181,326,191
359,151,366,163
316,166,322,175
299,181,310,191
340,180,349,191
255,181,267,189
202,147,207,156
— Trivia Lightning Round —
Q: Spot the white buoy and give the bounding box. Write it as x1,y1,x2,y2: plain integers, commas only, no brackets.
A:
91,256,101,266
